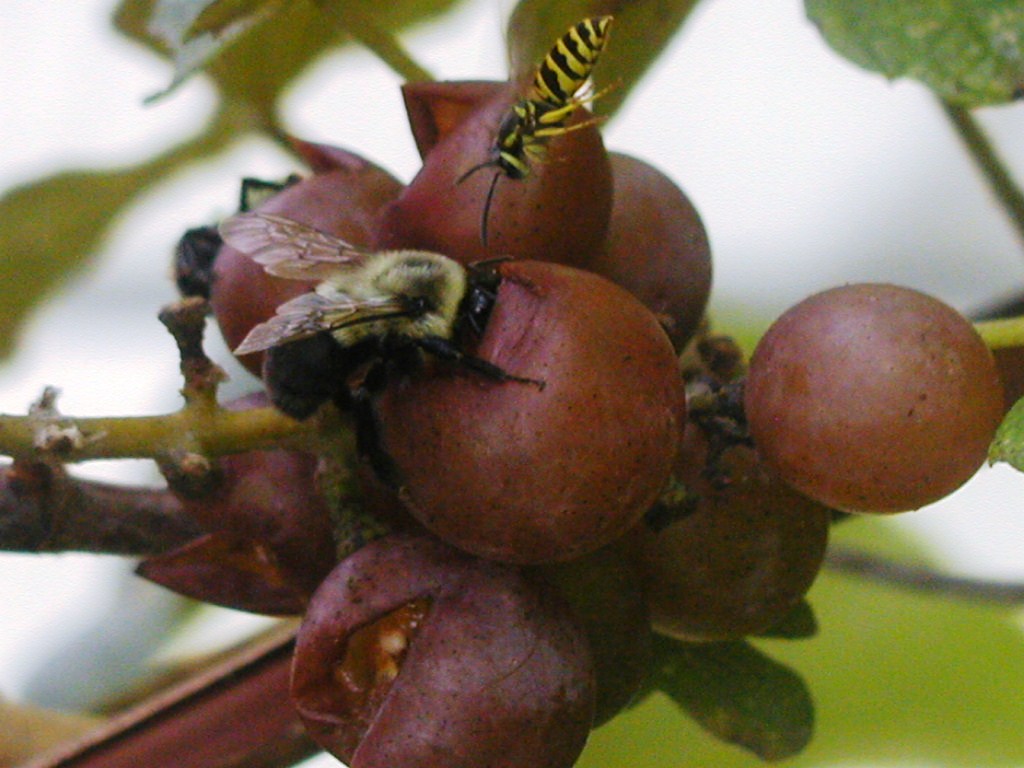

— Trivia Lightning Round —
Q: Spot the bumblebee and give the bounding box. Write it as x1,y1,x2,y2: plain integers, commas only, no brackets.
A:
218,212,538,483
173,224,222,300
459,16,614,244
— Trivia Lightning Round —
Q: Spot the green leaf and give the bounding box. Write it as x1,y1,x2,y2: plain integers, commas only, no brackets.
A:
315,1,435,83
116,0,170,55
754,599,818,640
658,640,813,759
806,0,1024,107
988,393,1024,469
579,519,1024,766
506,0,705,119
185,0,283,42
116,0,457,119
0,167,161,360
117,0,339,115
650,636,814,761
0,113,236,361
141,0,287,102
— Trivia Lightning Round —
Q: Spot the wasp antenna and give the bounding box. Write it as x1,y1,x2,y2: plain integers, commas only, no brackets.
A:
479,170,503,247
456,159,497,186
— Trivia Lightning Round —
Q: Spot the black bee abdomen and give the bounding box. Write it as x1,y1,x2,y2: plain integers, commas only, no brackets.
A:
264,333,368,419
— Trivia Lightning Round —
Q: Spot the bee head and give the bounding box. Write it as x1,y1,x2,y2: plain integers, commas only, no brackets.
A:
454,261,507,337
374,252,469,334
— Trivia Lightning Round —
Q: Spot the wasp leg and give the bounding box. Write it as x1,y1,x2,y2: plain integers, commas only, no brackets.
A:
416,335,545,389
532,113,606,139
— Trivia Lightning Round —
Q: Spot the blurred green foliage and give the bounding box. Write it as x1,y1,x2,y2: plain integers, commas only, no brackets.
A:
8,0,1022,358
807,0,1024,107
581,519,1024,767
506,0,702,117
991,394,1024,470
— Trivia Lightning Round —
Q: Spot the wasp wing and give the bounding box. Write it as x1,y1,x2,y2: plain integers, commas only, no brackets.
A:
233,291,410,355
218,212,370,281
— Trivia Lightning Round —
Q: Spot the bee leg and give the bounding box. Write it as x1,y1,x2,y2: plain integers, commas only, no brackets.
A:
416,336,545,389
350,362,405,489
238,174,301,212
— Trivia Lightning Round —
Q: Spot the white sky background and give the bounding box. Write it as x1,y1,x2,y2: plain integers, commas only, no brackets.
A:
2,0,1024,764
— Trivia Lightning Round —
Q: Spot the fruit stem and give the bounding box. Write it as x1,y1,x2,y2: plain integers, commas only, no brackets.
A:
0,298,320,464
941,100,1024,252
0,461,202,555
974,315,1024,350
0,404,314,463
827,545,1024,605
315,2,434,83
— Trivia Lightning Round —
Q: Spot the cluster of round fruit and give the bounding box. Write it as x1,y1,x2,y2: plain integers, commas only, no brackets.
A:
151,78,1007,767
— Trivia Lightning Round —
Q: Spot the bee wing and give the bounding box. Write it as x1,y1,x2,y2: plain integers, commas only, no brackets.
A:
234,292,357,354
233,291,409,355
219,212,370,281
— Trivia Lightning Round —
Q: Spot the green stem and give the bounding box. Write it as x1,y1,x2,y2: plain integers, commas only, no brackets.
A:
941,100,1024,250
316,1,434,83
974,315,1024,349
0,406,315,463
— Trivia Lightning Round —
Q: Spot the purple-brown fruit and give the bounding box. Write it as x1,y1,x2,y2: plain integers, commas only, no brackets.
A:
588,153,712,350
745,283,1004,513
291,534,595,768
401,80,511,158
537,539,651,726
632,429,830,641
375,81,613,265
211,143,402,376
139,393,336,613
377,260,685,564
